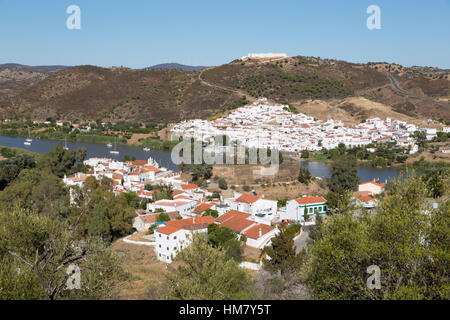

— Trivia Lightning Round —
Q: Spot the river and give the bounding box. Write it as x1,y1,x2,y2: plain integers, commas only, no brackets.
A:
1,135,402,182
301,160,401,183
0,136,180,172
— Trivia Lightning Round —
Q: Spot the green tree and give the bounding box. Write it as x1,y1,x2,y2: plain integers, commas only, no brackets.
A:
328,155,359,193
0,153,36,190
298,167,312,185
307,174,449,300
208,225,242,262
37,144,87,178
0,206,127,300
166,235,255,299
218,178,228,190
263,225,305,278
123,191,140,208
157,212,170,222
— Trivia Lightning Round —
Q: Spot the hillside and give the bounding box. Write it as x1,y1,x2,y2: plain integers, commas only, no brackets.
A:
147,63,207,71
0,57,449,123
0,64,68,99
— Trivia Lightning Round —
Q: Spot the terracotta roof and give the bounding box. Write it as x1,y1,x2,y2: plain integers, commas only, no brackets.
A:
130,160,148,166
220,216,255,233
193,203,216,214
295,196,326,205
359,179,386,188
172,190,187,196
156,216,214,235
358,195,378,202
141,166,161,173
242,224,275,240
181,183,199,190
157,225,183,235
139,214,157,224
166,216,214,228
215,210,251,223
235,193,262,204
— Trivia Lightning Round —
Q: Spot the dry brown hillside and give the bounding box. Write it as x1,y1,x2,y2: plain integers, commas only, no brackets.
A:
0,57,449,123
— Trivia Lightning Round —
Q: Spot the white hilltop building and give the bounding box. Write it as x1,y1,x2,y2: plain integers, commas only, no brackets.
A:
242,53,288,60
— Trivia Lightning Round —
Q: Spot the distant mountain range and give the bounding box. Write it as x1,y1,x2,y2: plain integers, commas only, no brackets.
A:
0,63,68,73
146,63,208,71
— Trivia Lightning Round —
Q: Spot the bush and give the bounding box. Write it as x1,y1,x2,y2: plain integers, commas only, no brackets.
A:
218,178,228,190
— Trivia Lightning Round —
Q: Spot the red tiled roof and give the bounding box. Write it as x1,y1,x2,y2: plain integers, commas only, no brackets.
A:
181,183,199,190
141,166,161,173
359,179,386,188
242,224,275,240
215,210,251,223
139,214,157,224
358,195,378,202
172,190,187,196
235,193,262,204
295,196,326,205
157,225,183,235
193,203,216,214
220,216,255,233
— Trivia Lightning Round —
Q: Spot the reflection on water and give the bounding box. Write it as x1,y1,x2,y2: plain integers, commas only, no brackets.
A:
301,160,401,183
0,136,180,172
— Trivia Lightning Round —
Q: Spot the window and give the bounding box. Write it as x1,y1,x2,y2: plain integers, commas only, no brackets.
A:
167,236,169,240
174,247,176,251
174,236,177,240
159,244,161,248
159,234,161,237
309,208,312,213
167,247,169,251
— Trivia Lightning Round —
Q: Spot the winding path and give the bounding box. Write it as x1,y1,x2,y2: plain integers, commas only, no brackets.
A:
387,74,450,108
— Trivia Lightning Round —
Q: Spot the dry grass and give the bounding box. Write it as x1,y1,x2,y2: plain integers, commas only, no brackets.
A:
218,180,326,201
112,239,167,300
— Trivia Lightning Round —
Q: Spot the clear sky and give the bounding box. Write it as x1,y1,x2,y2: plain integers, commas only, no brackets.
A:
1,0,449,69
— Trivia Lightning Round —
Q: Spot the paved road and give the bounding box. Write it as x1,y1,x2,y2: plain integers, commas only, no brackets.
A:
294,226,310,254
387,74,450,108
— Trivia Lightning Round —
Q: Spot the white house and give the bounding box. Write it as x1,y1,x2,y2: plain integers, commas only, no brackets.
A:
241,223,279,249
281,196,327,225
227,193,277,218
358,179,386,195
147,199,196,217
154,216,214,263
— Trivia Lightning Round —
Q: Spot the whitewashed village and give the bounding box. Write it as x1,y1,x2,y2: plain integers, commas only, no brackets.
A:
62,99,397,269
172,98,443,155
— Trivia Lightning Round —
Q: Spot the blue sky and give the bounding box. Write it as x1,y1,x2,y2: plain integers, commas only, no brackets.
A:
1,0,449,68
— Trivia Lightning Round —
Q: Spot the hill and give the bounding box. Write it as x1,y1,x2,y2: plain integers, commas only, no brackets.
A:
0,57,448,123
147,63,207,71
0,64,68,98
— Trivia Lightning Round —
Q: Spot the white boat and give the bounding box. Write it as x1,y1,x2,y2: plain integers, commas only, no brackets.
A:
26,129,32,142
24,141,31,146
106,143,113,148
109,138,119,155
143,147,150,152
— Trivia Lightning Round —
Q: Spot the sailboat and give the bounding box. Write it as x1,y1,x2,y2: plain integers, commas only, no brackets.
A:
63,137,69,150
110,137,119,155
25,128,32,143
143,147,150,152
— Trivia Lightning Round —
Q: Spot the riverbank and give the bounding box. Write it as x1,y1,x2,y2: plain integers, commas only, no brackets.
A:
0,145,38,159
0,129,179,152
